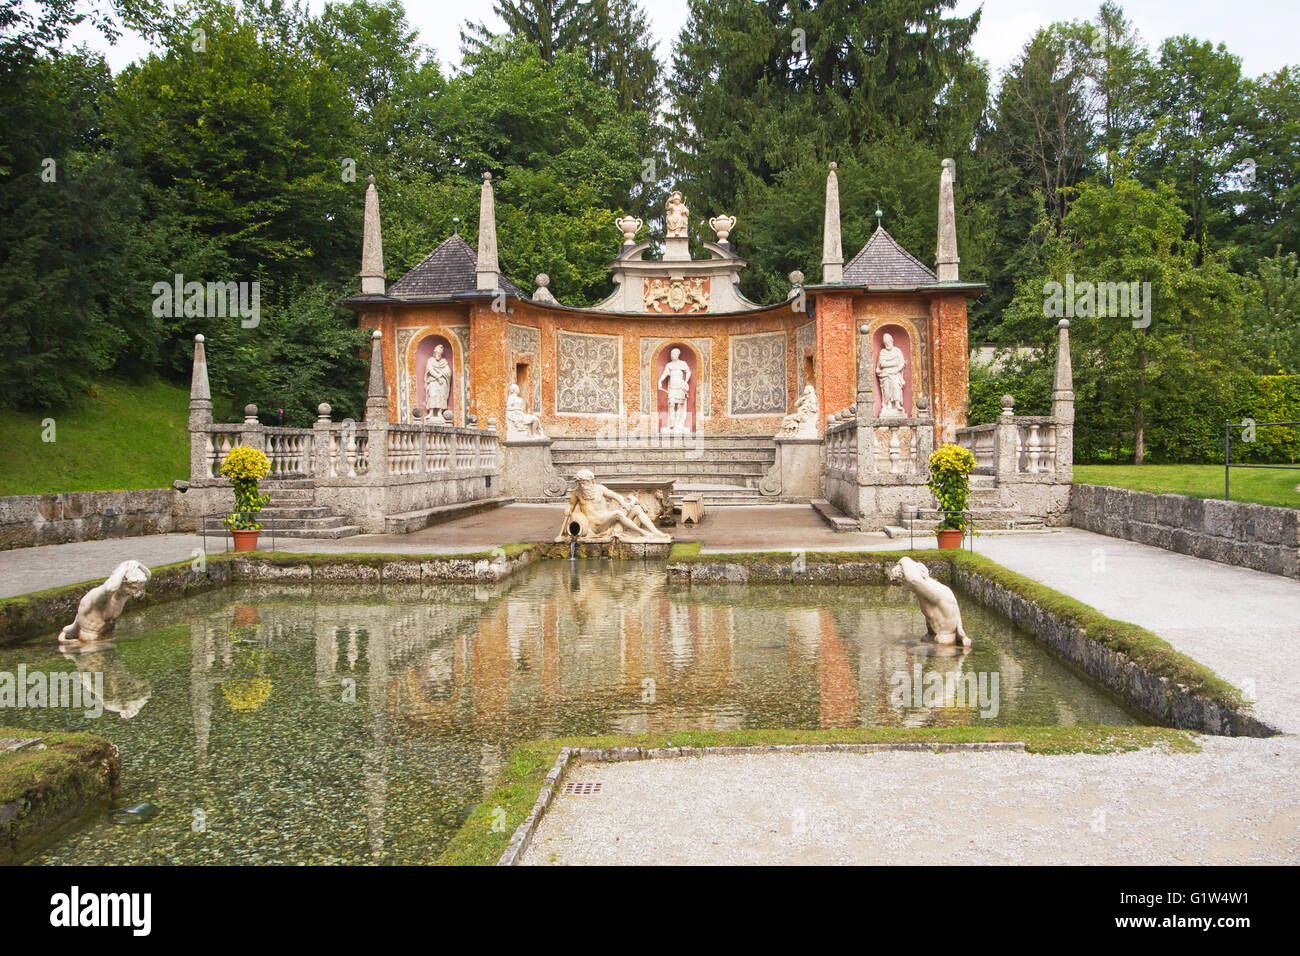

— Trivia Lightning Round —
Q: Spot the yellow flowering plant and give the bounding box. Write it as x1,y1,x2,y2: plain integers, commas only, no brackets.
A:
219,445,271,531
926,443,977,531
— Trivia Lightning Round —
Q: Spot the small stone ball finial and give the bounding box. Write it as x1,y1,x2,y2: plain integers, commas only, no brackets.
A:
789,270,804,285
916,394,930,411
195,333,204,343
535,273,550,288
367,174,375,185
859,324,871,335
1001,394,1016,415
829,162,838,171
372,329,382,339
1059,318,1070,329
244,404,258,418
443,409,453,422
482,171,492,182
317,402,332,418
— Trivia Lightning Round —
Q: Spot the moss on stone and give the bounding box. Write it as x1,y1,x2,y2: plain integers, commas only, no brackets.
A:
0,728,120,865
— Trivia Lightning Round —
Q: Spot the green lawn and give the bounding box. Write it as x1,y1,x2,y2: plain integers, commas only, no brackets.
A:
1074,464,1300,509
0,379,191,496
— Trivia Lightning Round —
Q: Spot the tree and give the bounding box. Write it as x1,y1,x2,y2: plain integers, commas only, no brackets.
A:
997,175,1246,463
668,0,981,217
1140,35,1247,260
1241,249,1300,375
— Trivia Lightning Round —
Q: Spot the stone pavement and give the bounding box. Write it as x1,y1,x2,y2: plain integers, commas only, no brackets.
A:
522,738,1300,865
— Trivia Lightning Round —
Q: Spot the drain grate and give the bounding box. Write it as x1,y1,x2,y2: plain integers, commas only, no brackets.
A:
562,781,602,795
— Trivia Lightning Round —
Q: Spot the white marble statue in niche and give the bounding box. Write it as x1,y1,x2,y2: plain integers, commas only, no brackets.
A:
779,385,819,437
505,383,544,439
424,343,452,421
657,348,692,434
876,332,908,418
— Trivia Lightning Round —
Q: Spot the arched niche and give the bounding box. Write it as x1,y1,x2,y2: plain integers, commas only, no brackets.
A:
871,324,914,418
413,333,456,424
653,341,699,434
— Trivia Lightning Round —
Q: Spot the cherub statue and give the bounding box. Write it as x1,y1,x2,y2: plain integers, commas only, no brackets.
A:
59,560,151,643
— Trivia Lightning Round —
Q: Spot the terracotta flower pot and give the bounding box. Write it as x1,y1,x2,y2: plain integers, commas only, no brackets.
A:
936,528,964,550
231,529,260,552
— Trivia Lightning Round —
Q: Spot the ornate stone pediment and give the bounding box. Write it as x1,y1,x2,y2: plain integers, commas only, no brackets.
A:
644,277,709,314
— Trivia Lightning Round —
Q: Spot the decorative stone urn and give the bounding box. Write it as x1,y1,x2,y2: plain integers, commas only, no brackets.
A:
709,215,737,243
615,215,643,244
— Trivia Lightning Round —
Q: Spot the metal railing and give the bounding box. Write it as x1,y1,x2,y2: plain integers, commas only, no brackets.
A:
909,509,975,552
200,511,279,554
1224,419,1300,500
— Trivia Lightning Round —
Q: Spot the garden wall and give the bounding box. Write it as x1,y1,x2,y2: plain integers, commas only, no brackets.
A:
1070,484,1300,579
0,490,174,551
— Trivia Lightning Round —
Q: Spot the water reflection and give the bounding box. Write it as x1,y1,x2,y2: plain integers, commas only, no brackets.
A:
0,560,1139,864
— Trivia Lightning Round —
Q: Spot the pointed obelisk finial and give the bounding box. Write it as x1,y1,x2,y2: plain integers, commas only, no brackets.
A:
476,171,500,291
361,175,385,295
936,158,960,282
1052,319,1074,423
365,329,388,422
821,162,843,283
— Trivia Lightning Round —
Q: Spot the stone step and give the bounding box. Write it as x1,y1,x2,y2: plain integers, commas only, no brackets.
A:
550,449,776,464
812,499,858,531
274,525,362,540
261,479,316,489
261,515,352,531
383,496,513,534
265,490,315,503
259,506,332,519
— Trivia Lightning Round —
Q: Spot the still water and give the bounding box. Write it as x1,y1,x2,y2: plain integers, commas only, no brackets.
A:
1,560,1140,864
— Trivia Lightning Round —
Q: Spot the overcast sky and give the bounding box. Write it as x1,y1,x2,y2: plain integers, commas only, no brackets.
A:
75,0,1297,81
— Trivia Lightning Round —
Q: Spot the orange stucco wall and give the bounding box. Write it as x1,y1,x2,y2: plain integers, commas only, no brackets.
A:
357,288,969,437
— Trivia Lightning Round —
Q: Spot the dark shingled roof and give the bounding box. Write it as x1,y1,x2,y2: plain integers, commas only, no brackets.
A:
842,227,937,285
387,234,521,299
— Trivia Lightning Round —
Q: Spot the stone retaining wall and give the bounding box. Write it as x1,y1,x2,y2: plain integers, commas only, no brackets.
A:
0,490,174,551
0,546,543,646
1071,484,1299,579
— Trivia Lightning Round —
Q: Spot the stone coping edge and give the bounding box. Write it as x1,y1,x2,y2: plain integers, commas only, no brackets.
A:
0,546,545,644
497,741,1028,866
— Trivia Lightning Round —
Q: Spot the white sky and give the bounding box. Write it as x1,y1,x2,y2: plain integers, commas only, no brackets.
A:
74,0,1297,80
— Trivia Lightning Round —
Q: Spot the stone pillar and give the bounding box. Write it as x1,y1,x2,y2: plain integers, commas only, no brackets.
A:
363,330,389,481
364,329,389,424
935,158,960,282
855,323,873,413
1052,318,1074,423
996,395,1019,477
476,171,499,291
313,403,333,477
188,334,212,481
821,162,843,283
360,175,385,295
930,292,970,443
241,404,265,452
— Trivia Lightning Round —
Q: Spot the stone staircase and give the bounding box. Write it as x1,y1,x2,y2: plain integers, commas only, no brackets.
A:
892,475,1045,534
258,480,360,539
548,435,777,506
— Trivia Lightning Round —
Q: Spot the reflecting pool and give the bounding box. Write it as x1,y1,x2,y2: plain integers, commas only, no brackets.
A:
0,560,1142,864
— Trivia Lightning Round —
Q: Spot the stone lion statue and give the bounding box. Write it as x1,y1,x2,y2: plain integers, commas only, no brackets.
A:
888,556,970,646
58,560,152,644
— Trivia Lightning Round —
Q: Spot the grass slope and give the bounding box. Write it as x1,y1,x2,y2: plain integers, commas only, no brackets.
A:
0,380,190,495
1074,464,1299,509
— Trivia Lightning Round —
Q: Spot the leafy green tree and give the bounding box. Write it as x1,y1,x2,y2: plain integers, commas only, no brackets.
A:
1233,67,1300,263
1241,249,1300,375
997,175,1246,463
1139,35,1247,260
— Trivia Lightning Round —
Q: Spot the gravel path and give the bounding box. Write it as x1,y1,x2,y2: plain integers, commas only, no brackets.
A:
523,738,1300,865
